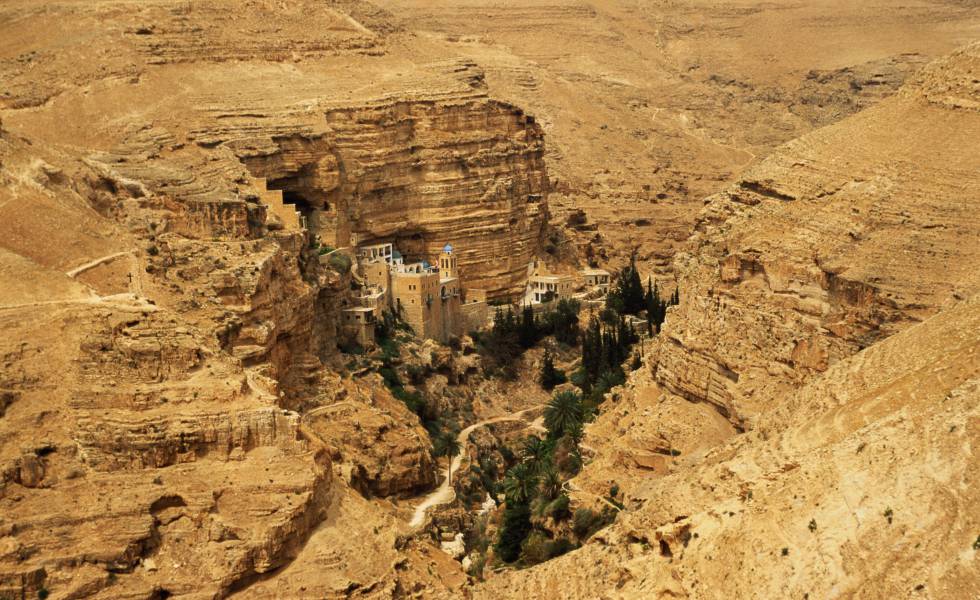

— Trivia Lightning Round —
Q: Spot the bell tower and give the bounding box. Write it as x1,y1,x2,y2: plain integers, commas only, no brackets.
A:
439,243,458,279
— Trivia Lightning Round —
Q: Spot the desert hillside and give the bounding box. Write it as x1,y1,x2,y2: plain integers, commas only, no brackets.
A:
474,40,980,599
1,1,978,599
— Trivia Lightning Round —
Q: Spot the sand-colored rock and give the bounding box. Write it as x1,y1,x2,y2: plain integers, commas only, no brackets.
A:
654,41,980,429
3,1,980,598
472,43,980,600
476,289,980,599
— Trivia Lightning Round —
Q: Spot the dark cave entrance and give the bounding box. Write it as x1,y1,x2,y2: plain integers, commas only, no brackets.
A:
281,190,315,228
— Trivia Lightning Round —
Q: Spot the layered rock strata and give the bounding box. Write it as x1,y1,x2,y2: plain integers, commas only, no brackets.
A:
229,95,550,301
653,42,980,429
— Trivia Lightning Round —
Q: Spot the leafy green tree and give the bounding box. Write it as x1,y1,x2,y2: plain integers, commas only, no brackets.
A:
444,435,461,484
607,251,645,315
544,390,584,440
433,431,462,483
495,502,532,562
545,493,572,521
518,304,539,349
538,464,563,501
581,316,603,386
480,307,522,378
645,277,674,334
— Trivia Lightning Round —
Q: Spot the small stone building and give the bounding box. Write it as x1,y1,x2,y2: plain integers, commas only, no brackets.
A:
528,273,574,304
581,268,611,293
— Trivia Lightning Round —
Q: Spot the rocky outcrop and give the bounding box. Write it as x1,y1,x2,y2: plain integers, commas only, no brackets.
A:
305,373,438,499
652,41,980,428
0,295,334,599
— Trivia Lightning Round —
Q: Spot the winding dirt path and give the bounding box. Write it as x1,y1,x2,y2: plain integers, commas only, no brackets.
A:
65,251,132,277
408,405,541,530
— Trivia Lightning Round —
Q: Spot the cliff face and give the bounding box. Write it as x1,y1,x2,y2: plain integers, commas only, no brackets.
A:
652,41,980,430
232,95,550,301
0,118,464,599
324,98,549,300
473,43,980,599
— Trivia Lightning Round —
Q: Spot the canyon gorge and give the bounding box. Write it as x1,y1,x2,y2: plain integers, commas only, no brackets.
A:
1,1,979,599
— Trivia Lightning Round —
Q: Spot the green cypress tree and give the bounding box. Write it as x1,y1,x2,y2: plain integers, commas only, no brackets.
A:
519,304,538,349
582,316,603,384
622,252,646,315
540,349,562,390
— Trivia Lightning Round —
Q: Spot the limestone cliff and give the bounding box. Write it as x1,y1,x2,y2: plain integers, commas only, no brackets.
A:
234,95,550,300
653,41,980,430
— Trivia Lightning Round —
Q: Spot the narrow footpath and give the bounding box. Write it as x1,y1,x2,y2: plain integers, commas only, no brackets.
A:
409,406,541,529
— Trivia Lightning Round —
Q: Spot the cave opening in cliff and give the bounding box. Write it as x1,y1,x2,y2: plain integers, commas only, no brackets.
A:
281,191,313,221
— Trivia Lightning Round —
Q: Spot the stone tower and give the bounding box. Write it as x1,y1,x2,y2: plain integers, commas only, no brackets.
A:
439,243,458,280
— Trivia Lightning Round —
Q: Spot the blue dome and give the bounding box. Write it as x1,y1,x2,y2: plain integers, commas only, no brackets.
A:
443,243,453,254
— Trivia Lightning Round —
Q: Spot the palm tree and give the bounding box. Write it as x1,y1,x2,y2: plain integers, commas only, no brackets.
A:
502,462,538,506
520,435,552,470
444,434,462,485
538,463,562,501
566,420,584,446
433,431,462,485
544,390,584,439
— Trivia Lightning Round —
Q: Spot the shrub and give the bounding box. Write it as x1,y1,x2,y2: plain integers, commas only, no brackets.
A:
379,366,401,389
545,298,581,346
566,209,587,227
392,387,425,415
466,552,487,580
808,519,817,533
547,537,576,558
338,340,365,355
539,349,567,391
546,493,571,521
379,337,400,362
520,531,553,565
569,367,588,389
406,364,427,385
328,252,352,274
572,508,609,540
466,515,492,554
